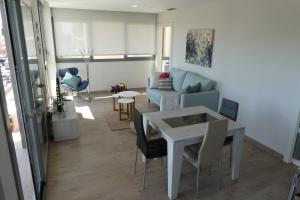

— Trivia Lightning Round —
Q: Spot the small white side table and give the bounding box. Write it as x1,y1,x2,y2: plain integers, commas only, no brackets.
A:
52,101,79,141
118,98,134,121
112,91,141,111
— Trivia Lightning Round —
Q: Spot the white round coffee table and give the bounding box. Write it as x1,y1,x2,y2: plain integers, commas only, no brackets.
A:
118,98,134,121
112,91,141,111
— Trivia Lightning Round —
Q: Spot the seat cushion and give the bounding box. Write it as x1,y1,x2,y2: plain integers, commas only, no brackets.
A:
170,68,187,92
62,72,82,89
181,72,215,92
147,89,177,105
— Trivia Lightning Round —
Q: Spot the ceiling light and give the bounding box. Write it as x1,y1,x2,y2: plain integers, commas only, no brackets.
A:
131,4,138,8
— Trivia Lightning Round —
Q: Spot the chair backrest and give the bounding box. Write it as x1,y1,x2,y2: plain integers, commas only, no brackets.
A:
198,119,228,167
58,67,79,78
133,108,148,155
219,98,239,121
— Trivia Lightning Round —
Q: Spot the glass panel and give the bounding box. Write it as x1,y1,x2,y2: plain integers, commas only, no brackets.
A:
163,113,217,128
21,2,48,174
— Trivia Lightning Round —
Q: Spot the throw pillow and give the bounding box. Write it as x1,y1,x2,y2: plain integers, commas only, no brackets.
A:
181,82,201,93
158,78,173,90
62,71,82,89
149,72,160,89
186,82,201,93
160,72,170,78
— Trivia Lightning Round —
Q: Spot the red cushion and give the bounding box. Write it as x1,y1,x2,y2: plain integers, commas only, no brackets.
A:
160,73,170,78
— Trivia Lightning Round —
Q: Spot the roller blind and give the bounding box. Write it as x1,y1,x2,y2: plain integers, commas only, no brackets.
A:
53,8,157,57
54,22,89,57
127,24,156,55
91,21,125,55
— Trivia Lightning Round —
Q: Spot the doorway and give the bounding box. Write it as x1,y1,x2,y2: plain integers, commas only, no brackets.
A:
156,24,173,72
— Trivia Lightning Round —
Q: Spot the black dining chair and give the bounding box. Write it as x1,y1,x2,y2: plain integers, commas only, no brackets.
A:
219,98,239,166
133,108,167,190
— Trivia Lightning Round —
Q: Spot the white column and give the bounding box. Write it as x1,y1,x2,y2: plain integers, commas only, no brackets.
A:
42,3,57,98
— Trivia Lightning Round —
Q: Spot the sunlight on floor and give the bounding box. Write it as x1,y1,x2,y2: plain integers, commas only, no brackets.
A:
75,106,95,120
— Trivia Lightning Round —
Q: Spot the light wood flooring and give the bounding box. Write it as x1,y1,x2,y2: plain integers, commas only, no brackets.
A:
46,91,296,200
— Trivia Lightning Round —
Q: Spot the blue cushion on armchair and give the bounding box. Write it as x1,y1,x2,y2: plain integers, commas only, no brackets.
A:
62,72,82,89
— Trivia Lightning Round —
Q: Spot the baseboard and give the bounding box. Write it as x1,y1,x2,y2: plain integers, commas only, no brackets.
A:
245,136,283,160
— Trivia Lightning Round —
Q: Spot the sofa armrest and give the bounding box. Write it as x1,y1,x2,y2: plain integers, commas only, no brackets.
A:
180,90,220,111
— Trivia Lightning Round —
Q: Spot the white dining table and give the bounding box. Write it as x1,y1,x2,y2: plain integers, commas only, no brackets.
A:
143,106,246,200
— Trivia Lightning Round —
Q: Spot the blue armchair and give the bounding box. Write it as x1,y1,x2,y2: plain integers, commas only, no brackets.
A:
58,67,91,101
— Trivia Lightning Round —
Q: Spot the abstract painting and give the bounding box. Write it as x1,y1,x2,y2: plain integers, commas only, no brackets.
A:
185,29,214,68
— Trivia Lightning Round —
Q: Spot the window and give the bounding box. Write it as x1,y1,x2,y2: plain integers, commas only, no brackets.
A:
52,9,157,60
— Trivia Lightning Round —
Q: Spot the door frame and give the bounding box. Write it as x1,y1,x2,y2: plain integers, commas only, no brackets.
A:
0,0,25,199
3,0,46,198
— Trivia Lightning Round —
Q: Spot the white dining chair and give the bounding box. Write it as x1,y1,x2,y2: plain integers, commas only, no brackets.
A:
183,119,228,196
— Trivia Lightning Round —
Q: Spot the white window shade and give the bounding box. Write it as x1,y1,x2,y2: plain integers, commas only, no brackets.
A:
127,24,156,55
53,8,157,58
91,21,125,55
54,22,89,57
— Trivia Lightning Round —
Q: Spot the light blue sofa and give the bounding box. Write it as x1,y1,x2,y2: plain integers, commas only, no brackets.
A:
147,68,219,111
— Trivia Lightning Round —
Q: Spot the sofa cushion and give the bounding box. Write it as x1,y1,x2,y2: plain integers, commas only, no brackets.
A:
158,78,173,90
186,82,201,93
147,89,177,105
149,72,160,89
181,72,215,92
170,68,187,92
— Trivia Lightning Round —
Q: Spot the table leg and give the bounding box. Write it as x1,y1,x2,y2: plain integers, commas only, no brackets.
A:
119,103,122,120
231,130,245,180
127,104,129,118
130,103,133,121
167,140,184,200
113,97,116,111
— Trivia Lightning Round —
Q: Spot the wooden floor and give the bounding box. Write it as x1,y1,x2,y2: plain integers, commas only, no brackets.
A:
46,91,296,200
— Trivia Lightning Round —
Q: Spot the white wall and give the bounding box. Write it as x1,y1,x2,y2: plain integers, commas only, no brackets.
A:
158,0,300,160
57,60,153,91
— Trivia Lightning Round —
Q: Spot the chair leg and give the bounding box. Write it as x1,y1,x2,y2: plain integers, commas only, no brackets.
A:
86,88,91,102
196,168,200,197
143,159,148,190
161,157,163,168
219,159,223,190
134,147,138,174
229,144,233,168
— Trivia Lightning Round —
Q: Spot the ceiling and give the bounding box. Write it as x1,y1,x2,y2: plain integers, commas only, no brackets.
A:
46,0,202,13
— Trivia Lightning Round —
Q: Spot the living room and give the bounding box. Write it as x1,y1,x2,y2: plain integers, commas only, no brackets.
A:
1,0,300,199
46,0,300,199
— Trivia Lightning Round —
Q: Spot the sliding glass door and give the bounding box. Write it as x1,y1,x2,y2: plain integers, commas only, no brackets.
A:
2,0,49,199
